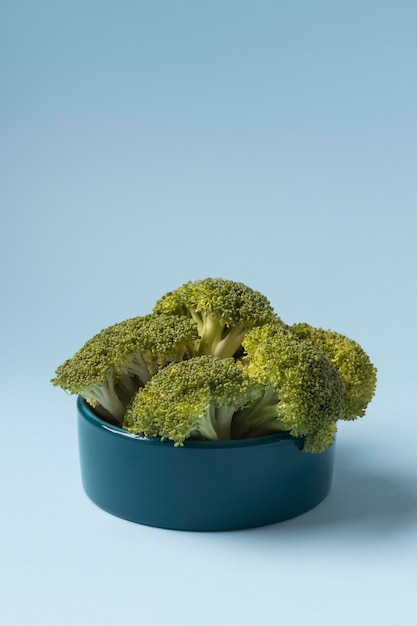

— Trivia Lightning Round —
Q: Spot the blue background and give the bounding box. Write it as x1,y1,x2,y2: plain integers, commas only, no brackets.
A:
1,2,416,624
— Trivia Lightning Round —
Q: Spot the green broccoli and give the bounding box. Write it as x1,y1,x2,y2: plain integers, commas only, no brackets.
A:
290,323,377,421
235,324,345,452
123,355,264,445
153,277,281,358
52,277,377,453
51,314,198,423
231,386,288,440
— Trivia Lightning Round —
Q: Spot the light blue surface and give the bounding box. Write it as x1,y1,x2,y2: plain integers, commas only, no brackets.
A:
1,1,416,624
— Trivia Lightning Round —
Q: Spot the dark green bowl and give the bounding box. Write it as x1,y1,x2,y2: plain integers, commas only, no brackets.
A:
77,396,335,531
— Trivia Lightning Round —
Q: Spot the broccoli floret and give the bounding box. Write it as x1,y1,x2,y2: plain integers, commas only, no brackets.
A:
231,386,289,440
290,323,377,421
52,277,377,452
237,324,345,452
153,277,281,358
51,314,198,423
123,356,264,445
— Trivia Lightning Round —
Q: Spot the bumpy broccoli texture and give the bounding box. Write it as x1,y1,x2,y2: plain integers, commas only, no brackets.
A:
124,356,263,445
153,277,280,358
52,277,377,452
237,324,345,452
289,323,378,422
51,313,198,423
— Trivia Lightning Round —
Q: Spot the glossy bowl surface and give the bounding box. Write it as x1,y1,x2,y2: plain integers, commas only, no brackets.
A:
77,396,335,531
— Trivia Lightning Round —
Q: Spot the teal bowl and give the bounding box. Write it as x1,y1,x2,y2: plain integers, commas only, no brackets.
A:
77,396,335,531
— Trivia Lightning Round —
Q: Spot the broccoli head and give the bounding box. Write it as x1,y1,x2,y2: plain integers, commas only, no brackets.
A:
51,313,198,423
238,324,345,452
153,277,281,358
290,323,377,421
52,277,377,453
123,355,264,445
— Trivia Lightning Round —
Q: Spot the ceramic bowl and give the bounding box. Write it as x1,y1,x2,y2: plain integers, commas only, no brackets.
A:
77,396,335,531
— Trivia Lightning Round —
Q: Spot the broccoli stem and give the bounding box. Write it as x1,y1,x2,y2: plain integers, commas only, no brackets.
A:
232,388,287,439
197,408,220,441
244,418,289,439
115,374,141,407
84,377,126,424
196,316,223,355
212,327,246,359
212,405,235,440
195,317,247,359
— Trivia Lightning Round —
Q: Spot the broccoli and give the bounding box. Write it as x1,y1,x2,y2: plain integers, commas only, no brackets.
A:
123,356,264,445
51,314,198,424
290,323,377,421
231,387,288,440
52,276,377,452
235,324,346,452
153,277,281,358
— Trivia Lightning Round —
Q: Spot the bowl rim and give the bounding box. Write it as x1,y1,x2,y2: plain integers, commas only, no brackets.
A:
77,395,300,449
